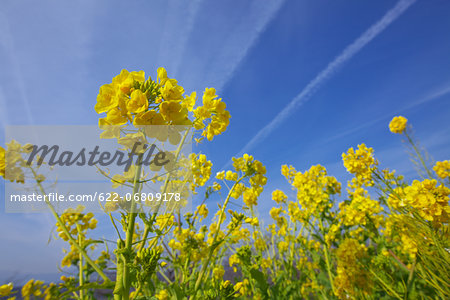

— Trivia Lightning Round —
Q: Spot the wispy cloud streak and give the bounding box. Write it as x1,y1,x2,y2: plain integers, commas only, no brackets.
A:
213,0,286,92
225,0,417,167
157,0,204,77
323,83,450,143
0,13,34,126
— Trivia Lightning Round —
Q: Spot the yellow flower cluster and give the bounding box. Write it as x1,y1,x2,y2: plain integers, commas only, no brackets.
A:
0,140,34,183
389,116,408,134
0,146,5,178
4,70,449,300
0,283,13,297
155,213,175,230
338,185,383,228
333,238,372,299
388,179,450,224
384,214,418,259
286,164,340,216
233,279,250,297
269,206,288,236
21,279,44,299
96,68,231,142
95,68,192,127
196,204,209,220
342,143,378,186
193,87,231,141
55,206,97,241
433,160,450,179
168,225,208,262
155,289,169,300
231,154,267,207
272,189,287,204
190,153,212,192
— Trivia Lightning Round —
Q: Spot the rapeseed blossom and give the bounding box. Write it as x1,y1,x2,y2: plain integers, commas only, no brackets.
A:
4,69,449,300
389,115,408,133
433,160,450,179
342,143,378,186
0,283,13,297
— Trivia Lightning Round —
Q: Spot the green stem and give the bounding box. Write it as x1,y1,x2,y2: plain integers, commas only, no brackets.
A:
77,224,85,300
138,127,191,252
405,258,417,299
318,218,335,296
122,161,144,299
368,268,402,299
29,167,111,283
113,240,125,300
194,176,244,292
405,132,433,178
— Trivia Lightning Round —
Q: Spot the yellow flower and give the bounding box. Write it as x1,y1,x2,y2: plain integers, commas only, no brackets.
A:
190,154,212,192
225,170,238,181
134,110,165,126
155,214,174,230
272,189,287,204
104,201,119,213
278,240,289,253
98,119,122,139
216,171,225,180
261,258,272,269
196,204,209,220
155,289,169,300
126,89,148,114
222,280,231,289
21,279,44,299
182,91,196,111
213,266,225,280
160,79,184,101
193,88,230,141
157,67,168,84
233,279,249,296
95,69,148,125
338,185,383,227
102,107,128,125
160,101,189,124
117,132,147,152
112,69,145,95
229,253,240,268
0,282,13,297
2,141,27,183
95,84,119,114
334,239,372,299
433,160,450,179
405,179,449,223
389,116,408,134
0,146,5,178
245,217,259,226
290,164,341,215
342,144,378,186
243,188,258,207
212,182,221,191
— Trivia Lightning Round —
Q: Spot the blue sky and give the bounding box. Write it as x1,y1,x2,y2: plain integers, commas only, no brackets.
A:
1,0,450,283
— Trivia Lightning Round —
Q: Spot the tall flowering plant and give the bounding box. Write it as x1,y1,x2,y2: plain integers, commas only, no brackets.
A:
0,68,449,299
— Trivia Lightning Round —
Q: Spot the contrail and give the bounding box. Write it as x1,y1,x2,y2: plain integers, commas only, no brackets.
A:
172,0,204,77
157,0,204,77
214,0,286,92
223,0,417,168
0,13,34,126
323,83,450,143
